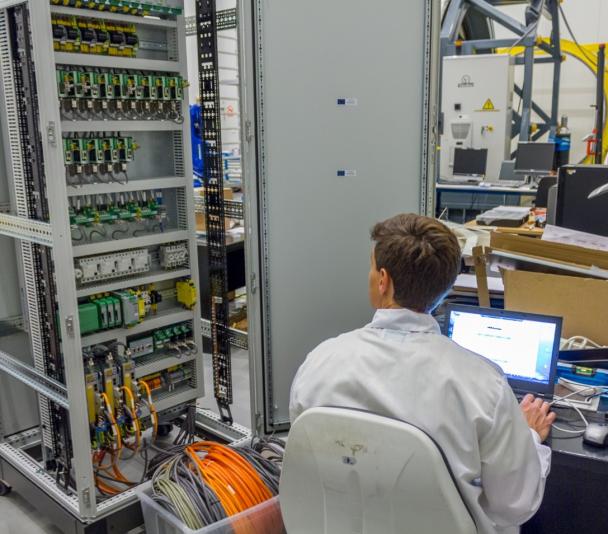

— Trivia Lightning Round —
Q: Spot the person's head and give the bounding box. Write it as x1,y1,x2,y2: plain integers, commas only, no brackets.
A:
368,213,461,313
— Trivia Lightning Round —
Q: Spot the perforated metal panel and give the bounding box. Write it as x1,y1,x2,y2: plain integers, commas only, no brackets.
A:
241,0,441,432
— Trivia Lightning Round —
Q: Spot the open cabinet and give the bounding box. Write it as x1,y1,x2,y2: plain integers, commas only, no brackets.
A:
239,0,442,434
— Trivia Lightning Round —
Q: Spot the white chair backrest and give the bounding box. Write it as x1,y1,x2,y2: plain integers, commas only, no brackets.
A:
280,407,477,534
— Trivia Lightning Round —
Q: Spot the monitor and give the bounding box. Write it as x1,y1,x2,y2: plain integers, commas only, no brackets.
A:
453,148,488,177
514,142,555,175
444,305,562,396
556,165,608,237
499,160,518,182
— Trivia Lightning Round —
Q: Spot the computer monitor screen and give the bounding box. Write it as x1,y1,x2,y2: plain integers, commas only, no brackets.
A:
445,305,562,395
453,148,488,177
514,142,555,175
556,165,608,237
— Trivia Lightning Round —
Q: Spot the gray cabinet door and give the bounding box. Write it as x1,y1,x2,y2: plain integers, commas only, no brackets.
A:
240,0,440,433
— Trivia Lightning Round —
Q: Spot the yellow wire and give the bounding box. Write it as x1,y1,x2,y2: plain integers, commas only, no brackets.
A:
120,386,141,450
100,392,122,450
139,380,158,440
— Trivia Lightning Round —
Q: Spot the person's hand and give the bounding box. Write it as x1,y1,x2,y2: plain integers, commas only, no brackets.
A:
520,394,556,442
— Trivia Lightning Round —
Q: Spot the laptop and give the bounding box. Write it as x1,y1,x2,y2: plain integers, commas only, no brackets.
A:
447,148,488,184
444,305,562,398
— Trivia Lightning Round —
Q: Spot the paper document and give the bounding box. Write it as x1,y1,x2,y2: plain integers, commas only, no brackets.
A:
454,273,504,293
541,225,608,252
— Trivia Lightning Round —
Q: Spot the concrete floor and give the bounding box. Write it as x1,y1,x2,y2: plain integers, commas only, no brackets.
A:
0,348,252,533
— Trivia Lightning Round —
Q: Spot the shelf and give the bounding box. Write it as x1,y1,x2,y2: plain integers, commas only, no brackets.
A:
67,177,187,197
50,5,179,28
72,230,189,257
61,120,182,132
81,307,194,347
134,351,197,379
153,384,199,413
76,268,191,298
54,52,181,73
490,249,608,280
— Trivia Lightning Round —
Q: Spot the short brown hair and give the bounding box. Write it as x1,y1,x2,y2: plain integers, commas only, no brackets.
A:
371,213,461,312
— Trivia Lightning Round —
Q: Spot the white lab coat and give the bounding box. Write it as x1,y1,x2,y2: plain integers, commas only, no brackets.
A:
290,308,552,534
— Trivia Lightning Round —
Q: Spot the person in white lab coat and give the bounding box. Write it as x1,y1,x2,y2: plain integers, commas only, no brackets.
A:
290,213,556,534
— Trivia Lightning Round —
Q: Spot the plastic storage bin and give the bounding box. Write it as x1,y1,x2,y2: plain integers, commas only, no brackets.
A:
136,482,286,534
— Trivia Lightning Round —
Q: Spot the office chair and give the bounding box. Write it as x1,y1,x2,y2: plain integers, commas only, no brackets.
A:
534,176,558,208
280,407,477,534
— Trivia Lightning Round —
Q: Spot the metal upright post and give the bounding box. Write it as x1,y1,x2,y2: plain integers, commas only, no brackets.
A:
548,0,561,137
596,44,605,164
27,2,96,516
519,42,535,142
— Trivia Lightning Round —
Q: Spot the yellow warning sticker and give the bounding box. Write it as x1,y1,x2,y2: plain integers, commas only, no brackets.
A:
477,98,499,112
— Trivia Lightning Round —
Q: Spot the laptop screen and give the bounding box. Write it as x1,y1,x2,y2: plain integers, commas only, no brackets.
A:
453,148,488,177
445,305,562,395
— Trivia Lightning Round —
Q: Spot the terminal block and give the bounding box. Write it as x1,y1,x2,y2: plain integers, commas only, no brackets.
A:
50,0,183,17
176,279,197,310
78,284,162,335
57,67,187,120
68,190,166,242
52,16,138,57
63,134,137,182
159,243,189,270
75,249,151,285
127,322,195,358
140,364,193,393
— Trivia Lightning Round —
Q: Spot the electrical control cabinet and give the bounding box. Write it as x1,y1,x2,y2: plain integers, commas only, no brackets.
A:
440,54,515,182
240,0,440,434
0,0,205,523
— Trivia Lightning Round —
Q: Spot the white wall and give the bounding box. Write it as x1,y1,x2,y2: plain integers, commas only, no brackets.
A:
493,0,607,162
185,0,241,153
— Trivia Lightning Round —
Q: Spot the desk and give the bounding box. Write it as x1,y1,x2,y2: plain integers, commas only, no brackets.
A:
436,183,537,222
522,412,608,533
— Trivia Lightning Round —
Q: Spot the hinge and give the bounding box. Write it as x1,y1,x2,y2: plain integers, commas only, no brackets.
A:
65,316,75,338
245,119,253,142
250,272,257,294
46,122,57,147
82,488,91,507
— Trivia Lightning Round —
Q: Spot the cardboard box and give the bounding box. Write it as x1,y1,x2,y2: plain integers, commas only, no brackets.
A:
503,269,608,346
491,231,608,271
196,187,234,232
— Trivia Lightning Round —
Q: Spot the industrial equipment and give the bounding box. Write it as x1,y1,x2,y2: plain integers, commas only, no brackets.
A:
239,0,439,434
440,54,514,182
0,1,213,530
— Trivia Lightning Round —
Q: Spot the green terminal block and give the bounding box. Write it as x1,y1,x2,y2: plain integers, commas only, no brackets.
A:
118,137,135,163
136,74,153,100
114,291,139,327
78,139,90,165
79,302,101,335
159,76,172,101
110,73,124,99
97,72,113,99
81,71,100,99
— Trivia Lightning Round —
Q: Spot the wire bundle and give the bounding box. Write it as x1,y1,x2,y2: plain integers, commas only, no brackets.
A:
150,438,285,532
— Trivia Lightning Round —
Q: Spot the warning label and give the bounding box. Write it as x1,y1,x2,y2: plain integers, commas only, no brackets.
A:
478,98,499,112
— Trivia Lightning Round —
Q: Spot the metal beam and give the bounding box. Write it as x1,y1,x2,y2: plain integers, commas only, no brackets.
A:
460,37,533,52
514,84,552,125
0,350,69,410
441,0,467,42
467,0,527,35
0,213,53,246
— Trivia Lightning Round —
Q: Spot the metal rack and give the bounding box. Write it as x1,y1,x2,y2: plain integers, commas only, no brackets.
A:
195,0,234,424
0,2,250,530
